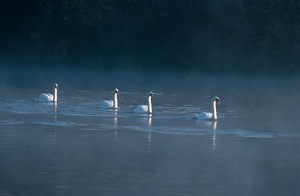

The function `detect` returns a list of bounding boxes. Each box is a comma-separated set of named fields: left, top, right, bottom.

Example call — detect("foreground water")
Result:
left=0, top=69, right=300, bottom=195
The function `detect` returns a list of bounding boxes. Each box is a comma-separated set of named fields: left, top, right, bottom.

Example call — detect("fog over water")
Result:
left=0, top=67, right=300, bottom=195
left=1, top=0, right=300, bottom=195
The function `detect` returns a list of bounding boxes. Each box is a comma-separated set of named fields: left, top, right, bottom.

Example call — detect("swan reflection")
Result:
left=212, top=121, right=217, bottom=150
left=147, top=114, right=152, bottom=127
left=113, top=111, right=118, bottom=126
left=113, top=111, right=118, bottom=142
left=196, top=120, right=217, bottom=150
left=136, top=113, right=152, bottom=127
left=148, top=131, right=152, bottom=153
left=147, top=114, right=152, bottom=152
left=195, top=120, right=217, bottom=129
left=136, top=114, right=152, bottom=152
left=53, top=102, right=57, bottom=121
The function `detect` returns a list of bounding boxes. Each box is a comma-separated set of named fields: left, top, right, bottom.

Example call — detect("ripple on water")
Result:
left=1, top=98, right=299, bottom=139
left=0, top=120, right=26, bottom=125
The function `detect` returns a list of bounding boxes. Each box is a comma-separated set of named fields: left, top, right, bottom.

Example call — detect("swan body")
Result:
left=100, top=100, right=114, bottom=108
left=134, top=92, right=154, bottom=114
left=38, top=83, right=58, bottom=102
left=134, top=105, right=149, bottom=113
left=197, top=112, right=213, bottom=119
left=100, top=88, right=119, bottom=109
left=39, top=93, right=54, bottom=101
left=196, top=96, right=220, bottom=121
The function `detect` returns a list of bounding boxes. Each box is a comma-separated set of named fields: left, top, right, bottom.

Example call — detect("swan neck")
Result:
left=148, top=96, right=152, bottom=113
left=113, top=92, right=118, bottom=108
left=212, top=101, right=217, bottom=120
left=53, top=87, right=57, bottom=102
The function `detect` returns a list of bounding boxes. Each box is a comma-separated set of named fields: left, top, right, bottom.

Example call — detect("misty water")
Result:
left=0, top=69, right=300, bottom=195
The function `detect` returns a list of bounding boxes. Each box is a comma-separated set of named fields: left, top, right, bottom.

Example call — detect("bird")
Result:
left=100, top=88, right=119, bottom=109
left=134, top=92, right=154, bottom=114
left=38, top=83, right=58, bottom=102
left=196, top=96, right=220, bottom=120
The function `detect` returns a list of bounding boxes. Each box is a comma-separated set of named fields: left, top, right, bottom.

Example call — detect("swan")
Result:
left=196, top=96, right=220, bottom=120
left=134, top=92, right=154, bottom=114
left=100, top=88, right=119, bottom=109
left=38, top=83, right=58, bottom=102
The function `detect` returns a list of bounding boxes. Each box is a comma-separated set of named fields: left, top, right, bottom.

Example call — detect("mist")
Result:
left=1, top=2, right=300, bottom=195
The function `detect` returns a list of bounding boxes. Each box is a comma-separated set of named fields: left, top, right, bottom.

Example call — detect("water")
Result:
left=0, top=70, right=300, bottom=195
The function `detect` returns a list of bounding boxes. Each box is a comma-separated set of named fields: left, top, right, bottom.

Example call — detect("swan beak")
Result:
left=217, top=100, right=221, bottom=104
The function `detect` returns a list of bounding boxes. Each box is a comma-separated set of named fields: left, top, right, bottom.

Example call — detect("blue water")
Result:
left=0, top=70, right=300, bottom=195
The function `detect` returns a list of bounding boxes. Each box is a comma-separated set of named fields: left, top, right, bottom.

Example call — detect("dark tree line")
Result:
left=0, top=0, right=300, bottom=74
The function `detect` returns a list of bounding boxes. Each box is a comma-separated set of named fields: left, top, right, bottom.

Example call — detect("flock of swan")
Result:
left=38, top=83, right=221, bottom=121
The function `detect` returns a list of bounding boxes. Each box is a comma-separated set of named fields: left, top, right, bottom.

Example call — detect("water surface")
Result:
left=0, top=70, right=300, bottom=195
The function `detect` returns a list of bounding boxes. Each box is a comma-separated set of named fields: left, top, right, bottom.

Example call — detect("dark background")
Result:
left=0, top=0, right=300, bottom=74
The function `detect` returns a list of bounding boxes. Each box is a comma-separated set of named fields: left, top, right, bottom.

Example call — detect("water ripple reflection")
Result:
left=1, top=88, right=300, bottom=141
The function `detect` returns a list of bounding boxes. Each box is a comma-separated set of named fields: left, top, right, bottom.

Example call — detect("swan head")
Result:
left=149, top=92, right=154, bottom=98
left=53, top=83, right=58, bottom=90
left=114, top=88, right=119, bottom=96
left=212, top=96, right=220, bottom=104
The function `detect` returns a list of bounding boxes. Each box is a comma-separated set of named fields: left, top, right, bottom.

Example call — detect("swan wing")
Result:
left=196, top=112, right=213, bottom=120
left=100, top=100, right=114, bottom=108
left=134, top=105, right=148, bottom=113
left=38, top=93, right=53, bottom=102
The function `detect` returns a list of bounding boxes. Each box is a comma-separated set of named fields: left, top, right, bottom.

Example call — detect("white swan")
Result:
left=134, top=92, right=154, bottom=114
left=100, top=88, right=119, bottom=109
left=38, top=83, right=58, bottom=102
left=196, top=96, right=220, bottom=120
